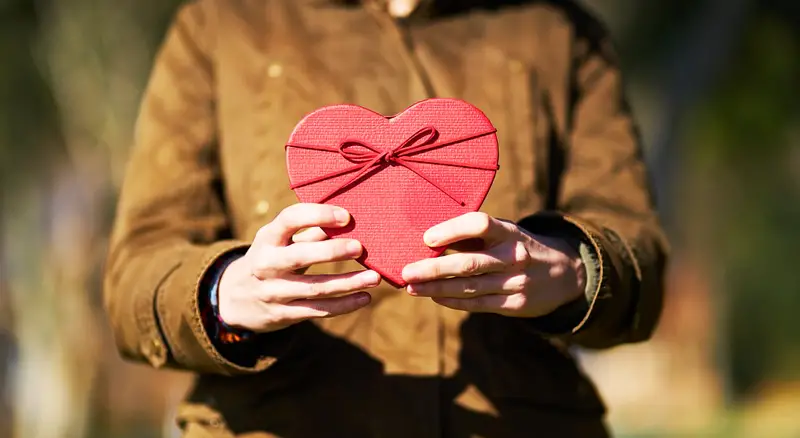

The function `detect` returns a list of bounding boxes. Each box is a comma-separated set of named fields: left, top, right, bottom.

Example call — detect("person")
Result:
left=103, top=0, right=669, bottom=436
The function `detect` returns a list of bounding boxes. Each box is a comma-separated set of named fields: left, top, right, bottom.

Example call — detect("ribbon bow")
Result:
left=286, top=126, right=498, bottom=205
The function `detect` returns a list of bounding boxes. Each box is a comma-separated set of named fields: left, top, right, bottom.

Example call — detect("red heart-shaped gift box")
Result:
left=285, top=98, right=499, bottom=287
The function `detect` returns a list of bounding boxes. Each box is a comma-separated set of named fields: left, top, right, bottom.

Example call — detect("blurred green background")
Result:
left=0, top=0, right=798, bottom=437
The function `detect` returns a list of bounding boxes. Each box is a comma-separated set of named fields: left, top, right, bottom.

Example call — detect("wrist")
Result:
left=216, top=256, right=250, bottom=330
left=201, top=251, right=255, bottom=345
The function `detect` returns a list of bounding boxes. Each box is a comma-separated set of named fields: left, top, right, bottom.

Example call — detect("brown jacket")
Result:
left=104, top=0, right=668, bottom=436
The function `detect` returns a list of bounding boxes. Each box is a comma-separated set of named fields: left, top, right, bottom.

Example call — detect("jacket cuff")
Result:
left=153, top=241, right=296, bottom=375
left=198, top=248, right=301, bottom=369
left=517, top=212, right=648, bottom=347
left=199, top=250, right=255, bottom=356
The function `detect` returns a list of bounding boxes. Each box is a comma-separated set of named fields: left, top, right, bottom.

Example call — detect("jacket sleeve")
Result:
left=103, top=1, right=291, bottom=375
left=522, top=18, right=669, bottom=349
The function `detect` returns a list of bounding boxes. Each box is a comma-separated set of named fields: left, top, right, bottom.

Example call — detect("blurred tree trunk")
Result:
left=6, top=0, right=186, bottom=437
left=8, top=171, right=103, bottom=438
left=648, top=0, right=750, bottom=236
left=0, top=199, right=15, bottom=437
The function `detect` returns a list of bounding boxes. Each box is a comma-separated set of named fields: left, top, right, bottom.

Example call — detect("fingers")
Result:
left=257, top=204, right=350, bottom=246
left=431, top=294, right=529, bottom=316
left=422, top=212, right=515, bottom=248
left=407, top=273, right=529, bottom=298
left=402, top=252, right=504, bottom=283
left=292, top=227, right=329, bottom=243
left=246, top=270, right=379, bottom=331
left=279, top=292, right=373, bottom=321
left=290, top=229, right=330, bottom=275
left=266, top=270, right=381, bottom=301
left=402, top=240, right=527, bottom=283
left=252, top=238, right=363, bottom=276
left=252, top=292, right=372, bottom=331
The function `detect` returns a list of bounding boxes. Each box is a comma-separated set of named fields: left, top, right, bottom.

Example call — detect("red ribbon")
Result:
left=286, top=126, right=498, bottom=205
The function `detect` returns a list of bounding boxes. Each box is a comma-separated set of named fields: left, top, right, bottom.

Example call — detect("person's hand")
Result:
left=218, top=203, right=381, bottom=333
left=401, top=212, right=586, bottom=317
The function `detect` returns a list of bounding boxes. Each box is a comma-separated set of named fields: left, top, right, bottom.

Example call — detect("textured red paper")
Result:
left=285, top=98, right=499, bottom=287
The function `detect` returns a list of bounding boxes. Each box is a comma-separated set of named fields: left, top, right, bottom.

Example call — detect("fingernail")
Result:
left=356, top=293, right=371, bottom=305
left=333, top=207, right=350, bottom=224
left=346, top=240, right=362, bottom=254
left=406, top=285, right=418, bottom=296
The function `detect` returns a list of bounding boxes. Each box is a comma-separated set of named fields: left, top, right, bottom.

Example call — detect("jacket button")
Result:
left=156, top=148, right=174, bottom=166
left=509, top=59, right=525, bottom=73
left=254, top=200, right=270, bottom=215
left=267, top=62, right=283, bottom=78
left=142, top=337, right=167, bottom=368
